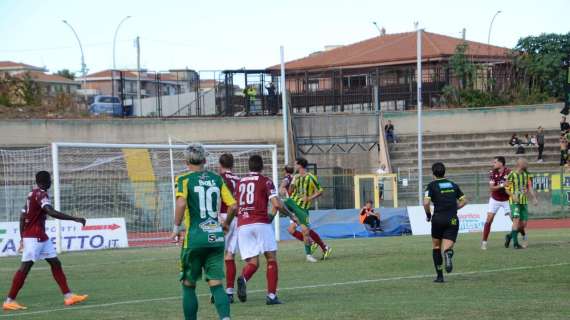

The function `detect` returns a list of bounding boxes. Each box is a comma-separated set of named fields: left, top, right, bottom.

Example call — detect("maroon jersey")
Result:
left=489, top=167, right=511, bottom=201
left=220, top=171, right=240, bottom=213
left=236, top=172, right=278, bottom=227
left=21, top=188, right=51, bottom=241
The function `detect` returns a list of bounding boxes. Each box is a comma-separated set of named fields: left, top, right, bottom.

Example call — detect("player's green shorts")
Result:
left=284, top=198, right=310, bottom=226
left=179, top=246, right=224, bottom=284
left=510, top=204, right=529, bottom=221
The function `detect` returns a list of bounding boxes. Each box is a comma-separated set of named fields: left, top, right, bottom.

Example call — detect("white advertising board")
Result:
left=407, top=204, right=512, bottom=236
left=0, top=218, right=128, bottom=257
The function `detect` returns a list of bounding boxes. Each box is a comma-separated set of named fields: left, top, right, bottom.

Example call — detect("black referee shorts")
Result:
left=431, top=215, right=459, bottom=242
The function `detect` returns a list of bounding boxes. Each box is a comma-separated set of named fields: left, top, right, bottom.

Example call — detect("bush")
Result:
left=0, top=94, right=10, bottom=107
left=458, top=89, right=508, bottom=108
left=441, top=85, right=509, bottom=108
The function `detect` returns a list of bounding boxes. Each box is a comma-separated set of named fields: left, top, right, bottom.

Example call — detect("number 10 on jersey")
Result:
left=194, top=186, right=220, bottom=219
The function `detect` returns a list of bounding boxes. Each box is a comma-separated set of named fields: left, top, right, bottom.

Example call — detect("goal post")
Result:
left=48, top=142, right=280, bottom=253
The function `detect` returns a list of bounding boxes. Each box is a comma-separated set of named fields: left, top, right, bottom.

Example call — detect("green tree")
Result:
left=514, top=33, right=570, bottom=99
left=55, top=69, right=75, bottom=80
left=449, top=42, right=477, bottom=90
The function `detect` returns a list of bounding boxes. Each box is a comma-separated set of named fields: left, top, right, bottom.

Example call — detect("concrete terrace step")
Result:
left=389, top=145, right=561, bottom=159
left=389, top=137, right=561, bottom=152
left=395, top=129, right=561, bottom=143
left=391, top=152, right=561, bottom=165
left=394, top=162, right=563, bottom=174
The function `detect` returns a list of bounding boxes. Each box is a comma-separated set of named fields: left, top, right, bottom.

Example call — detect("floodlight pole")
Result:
left=416, top=24, right=424, bottom=206
left=113, top=16, right=132, bottom=69
left=62, top=20, right=86, bottom=87
left=487, top=11, right=502, bottom=45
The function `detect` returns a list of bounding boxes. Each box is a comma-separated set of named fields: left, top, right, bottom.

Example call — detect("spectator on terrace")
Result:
left=509, top=134, right=520, bottom=147
left=536, top=127, right=545, bottom=163
left=524, top=134, right=535, bottom=146
left=530, top=134, right=537, bottom=146
left=266, top=82, right=277, bottom=115
left=561, top=116, right=570, bottom=132
left=359, top=200, right=381, bottom=230
left=385, top=120, right=397, bottom=143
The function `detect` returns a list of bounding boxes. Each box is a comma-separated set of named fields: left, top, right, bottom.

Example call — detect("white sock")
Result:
left=226, top=288, right=233, bottom=295
left=267, top=293, right=276, bottom=300
left=64, top=293, right=73, bottom=299
left=5, top=297, right=13, bottom=303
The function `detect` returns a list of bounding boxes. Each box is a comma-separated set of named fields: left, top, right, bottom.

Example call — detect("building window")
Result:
left=342, top=75, right=367, bottom=89
left=308, top=80, right=319, bottom=92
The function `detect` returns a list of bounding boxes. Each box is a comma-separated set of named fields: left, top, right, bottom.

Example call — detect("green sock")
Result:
left=182, top=285, right=198, bottom=320
left=209, top=284, right=230, bottom=320
left=304, top=244, right=312, bottom=255
left=511, top=230, right=519, bottom=246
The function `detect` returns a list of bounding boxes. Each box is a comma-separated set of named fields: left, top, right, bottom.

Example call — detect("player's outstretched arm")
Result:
left=423, top=198, right=432, bottom=222
left=222, top=204, right=238, bottom=233
left=18, top=210, right=25, bottom=251
left=269, top=197, right=295, bottom=223
left=171, top=197, right=186, bottom=242
left=457, top=196, right=468, bottom=210
left=527, top=181, right=539, bottom=205
left=19, top=209, right=25, bottom=239
left=44, top=205, right=86, bottom=226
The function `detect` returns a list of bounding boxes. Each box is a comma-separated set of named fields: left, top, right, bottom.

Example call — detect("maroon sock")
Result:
left=225, top=259, right=236, bottom=291
left=482, top=222, right=492, bottom=241
left=291, top=230, right=304, bottom=242
left=50, top=264, right=71, bottom=295
left=309, top=230, right=326, bottom=251
left=241, top=263, right=258, bottom=282
left=8, top=270, right=28, bottom=300
left=266, top=261, right=278, bottom=295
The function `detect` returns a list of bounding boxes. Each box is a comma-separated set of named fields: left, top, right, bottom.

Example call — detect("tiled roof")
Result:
left=0, top=61, right=46, bottom=71
left=268, top=31, right=511, bottom=71
left=13, top=71, right=78, bottom=84
left=85, top=70, right=180, bottom=82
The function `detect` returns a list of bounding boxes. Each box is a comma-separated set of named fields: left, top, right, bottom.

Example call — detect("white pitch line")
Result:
left=1, top=261, right=568, bottom=318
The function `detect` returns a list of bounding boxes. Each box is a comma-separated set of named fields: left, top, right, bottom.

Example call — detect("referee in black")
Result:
left=423, top=162, right=467, bottom=283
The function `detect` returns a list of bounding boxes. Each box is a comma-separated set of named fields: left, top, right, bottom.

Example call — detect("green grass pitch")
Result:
left=1, top=230, right=569, bottom=319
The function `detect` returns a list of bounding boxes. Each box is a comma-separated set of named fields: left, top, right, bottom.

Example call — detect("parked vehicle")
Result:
left=89, top=95, right=132, bottom=117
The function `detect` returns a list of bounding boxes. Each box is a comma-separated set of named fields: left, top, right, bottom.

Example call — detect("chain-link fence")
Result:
left=309, top=168, right=569, bottom=219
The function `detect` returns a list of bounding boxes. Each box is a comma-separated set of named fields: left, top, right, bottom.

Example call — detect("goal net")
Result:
left=0, top=142, right=278, bottom=254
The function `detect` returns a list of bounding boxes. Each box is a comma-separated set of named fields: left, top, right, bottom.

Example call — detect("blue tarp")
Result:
left=278, top=208, right=411, bottom=240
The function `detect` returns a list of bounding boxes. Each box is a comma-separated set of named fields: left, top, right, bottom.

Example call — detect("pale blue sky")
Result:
left=0, top=0, right=568, bottom=78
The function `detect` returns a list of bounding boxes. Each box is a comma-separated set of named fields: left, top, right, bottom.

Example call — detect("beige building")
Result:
left=0, top=61, right=80, bottom=95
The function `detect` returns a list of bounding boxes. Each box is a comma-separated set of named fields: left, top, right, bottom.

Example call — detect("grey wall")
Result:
left=0, top=117, right=284, bottom=146
left=384, top=103, right=564, bottom=135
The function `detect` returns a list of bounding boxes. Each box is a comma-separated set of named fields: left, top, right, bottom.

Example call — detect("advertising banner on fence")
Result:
left=0, top=218, right=128, bottom=257
left=407, top=204, right=512, bottom=236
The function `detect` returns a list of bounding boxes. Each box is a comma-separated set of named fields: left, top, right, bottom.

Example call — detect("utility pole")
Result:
left=136, top=36, right=142, bottom=116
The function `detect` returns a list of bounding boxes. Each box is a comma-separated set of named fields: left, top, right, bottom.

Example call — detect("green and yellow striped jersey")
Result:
left=289, top=172, right=323, bottom=209
left=506, top=170, right=532, bottom=205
